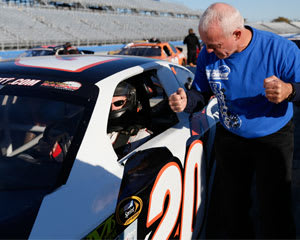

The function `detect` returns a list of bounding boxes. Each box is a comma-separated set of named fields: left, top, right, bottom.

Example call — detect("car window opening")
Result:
left=163, top=46, right=171, bottom=56
left=107, top=71, right=178, bottom=159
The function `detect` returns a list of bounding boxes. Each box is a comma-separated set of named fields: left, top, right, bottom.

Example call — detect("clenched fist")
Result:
left=264, top=75, right=293, bottom=104
left=169, top=88, right=187, bottom=112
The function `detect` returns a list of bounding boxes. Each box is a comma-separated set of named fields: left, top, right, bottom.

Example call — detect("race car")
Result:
left=117, top=42, right=187, bottom=66
left=0, top=54, right=219, bottom=239
left=18, top=44, right=94, bottom=57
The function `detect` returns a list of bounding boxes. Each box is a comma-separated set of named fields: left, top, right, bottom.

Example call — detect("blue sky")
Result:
left=166, top=0, right=300, bottom=22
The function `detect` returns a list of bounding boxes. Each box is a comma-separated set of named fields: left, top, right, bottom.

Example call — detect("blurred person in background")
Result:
left=183, top=28, right=201, bottom=67
left=63, top=42, right=79, bottom=54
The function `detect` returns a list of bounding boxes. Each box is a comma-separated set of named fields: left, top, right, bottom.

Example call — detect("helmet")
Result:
left=109, top=81, right=137, bottom=121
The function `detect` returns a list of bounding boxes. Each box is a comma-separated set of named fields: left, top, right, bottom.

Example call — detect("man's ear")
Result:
left=233, top=30, right=242, bottom=40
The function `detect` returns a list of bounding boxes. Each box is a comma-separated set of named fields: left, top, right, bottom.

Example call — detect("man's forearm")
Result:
left=184, top=89, right=213, bottom=113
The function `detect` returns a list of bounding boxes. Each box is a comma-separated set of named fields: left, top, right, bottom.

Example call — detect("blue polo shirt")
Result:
left=193, top=26, right=300, bottom=138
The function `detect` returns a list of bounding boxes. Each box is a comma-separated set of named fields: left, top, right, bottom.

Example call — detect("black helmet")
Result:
left=109, top=82, right=137, bottom=120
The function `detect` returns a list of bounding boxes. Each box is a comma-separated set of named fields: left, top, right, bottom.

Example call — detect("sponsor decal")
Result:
left=0, top=77, right=41, bottom=86
left=84, top=215, right=118, bottom=240
left=116, top=196, right=143, bottom=226
left=0, top=78, right=16, bottom=84
left=9, top=79, right=41, bottom=86
left=146, top=140, right=204, bottom=239
left=41, top=81, right=81, bottom=91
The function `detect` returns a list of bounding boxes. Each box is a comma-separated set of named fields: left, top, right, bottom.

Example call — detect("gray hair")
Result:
left=199, top=3, right=244, bottom=37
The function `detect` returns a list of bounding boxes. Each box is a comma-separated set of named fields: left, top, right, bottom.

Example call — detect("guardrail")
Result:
left=0, top=40, right=185, bottom=59
left=0, top=36, right=185, bottom=51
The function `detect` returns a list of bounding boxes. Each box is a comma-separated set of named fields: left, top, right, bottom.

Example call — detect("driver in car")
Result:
left=107, top=81, right=152, bottom=157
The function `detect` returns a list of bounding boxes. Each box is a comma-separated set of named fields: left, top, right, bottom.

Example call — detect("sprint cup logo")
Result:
left=116, top=196, right=143, bottom=226
left=41, top=81, right=81, bottom=91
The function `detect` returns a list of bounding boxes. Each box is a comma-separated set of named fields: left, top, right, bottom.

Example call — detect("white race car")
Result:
left=0, top=54, right=219, bottom=239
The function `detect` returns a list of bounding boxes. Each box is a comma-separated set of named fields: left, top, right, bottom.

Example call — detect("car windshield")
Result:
left=169, top=43, right=178, bottom=53
left=0, top=94, right=85, bottom=238
left=119, top=46, right=161, bottom=57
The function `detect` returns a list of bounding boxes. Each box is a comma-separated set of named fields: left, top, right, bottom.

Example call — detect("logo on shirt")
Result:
left=206, top=65, right=230, bottom=80
left=210, top=81, right=241, bottom=130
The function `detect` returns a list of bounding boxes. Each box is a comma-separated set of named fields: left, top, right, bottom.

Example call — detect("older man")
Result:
left=169, top=2, right=300, bottom=239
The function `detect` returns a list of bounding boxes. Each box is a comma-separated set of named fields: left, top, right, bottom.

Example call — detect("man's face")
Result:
left=199, top=25, right=238, bottom=59
left=111, top=96, right=127, bottom=111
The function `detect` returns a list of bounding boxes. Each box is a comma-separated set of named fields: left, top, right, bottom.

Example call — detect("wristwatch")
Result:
left=287, top=83, right=296, bottom=102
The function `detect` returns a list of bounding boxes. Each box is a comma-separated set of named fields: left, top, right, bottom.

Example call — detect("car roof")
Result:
left=0, top=55, right=160, bottom=100
left=0, top=55, right=157, bottom=86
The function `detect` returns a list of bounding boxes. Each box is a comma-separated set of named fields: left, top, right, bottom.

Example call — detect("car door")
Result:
left=85, top=63, right=218, bottom=239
